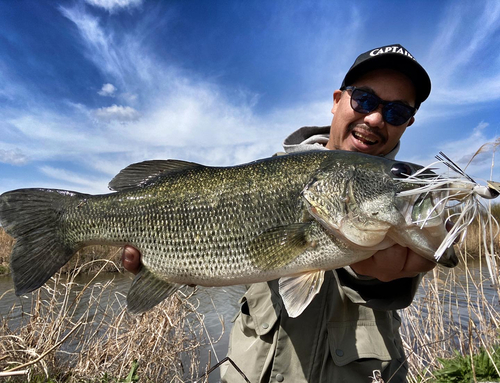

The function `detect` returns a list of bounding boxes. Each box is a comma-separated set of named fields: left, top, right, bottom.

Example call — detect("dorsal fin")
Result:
left=109, top=159, right=202, bottom=191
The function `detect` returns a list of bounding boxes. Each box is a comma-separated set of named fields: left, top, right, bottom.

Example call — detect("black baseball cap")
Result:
left=341, top=44, right=431, bottom=109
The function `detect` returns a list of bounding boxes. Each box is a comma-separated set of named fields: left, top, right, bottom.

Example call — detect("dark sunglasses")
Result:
left=341, top=86, right=416, bottom=126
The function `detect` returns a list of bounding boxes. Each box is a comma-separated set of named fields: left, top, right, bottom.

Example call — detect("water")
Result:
left=1, top=263, right=499, bottom=382
left=0, top=273, right=245, bottom=382
left=413, top=259, right=500, bottom=326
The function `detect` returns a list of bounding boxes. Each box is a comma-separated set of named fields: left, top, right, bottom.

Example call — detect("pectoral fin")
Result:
left=127, top=267, right=183, bottom=313
left=279, top=270, right=325, bottom=318
left=249, top=223, right=314, bottom=270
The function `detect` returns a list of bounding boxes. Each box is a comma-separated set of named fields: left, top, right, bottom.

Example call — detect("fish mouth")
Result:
left=397, top=191, right=446, bottom=229
left=392, top=191, right=459, bottom=267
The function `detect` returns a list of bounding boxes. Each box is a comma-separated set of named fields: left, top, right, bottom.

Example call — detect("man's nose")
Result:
left=363, top=105, right=385, bottom=128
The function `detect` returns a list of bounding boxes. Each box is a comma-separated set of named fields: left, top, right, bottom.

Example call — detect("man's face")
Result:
left=326, top=68, right=417, bottom=156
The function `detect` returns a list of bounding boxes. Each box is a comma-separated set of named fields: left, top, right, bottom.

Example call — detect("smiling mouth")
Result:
left=352, top=131, right=378, bottom=145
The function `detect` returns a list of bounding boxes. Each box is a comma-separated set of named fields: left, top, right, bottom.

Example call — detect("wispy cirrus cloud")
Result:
left=84, top=0, right=143, bottom=13
left=53, top=3, right=332, bottom=162
left=94, top=104, right=141, bottom=122
left=426, top=0, right=500, bottom=105
left=0, top=149, right=29, bottom=166
left=58, top=6, right=128, bottom=83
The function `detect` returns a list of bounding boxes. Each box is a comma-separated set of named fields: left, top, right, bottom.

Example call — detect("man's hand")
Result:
left=350, top=244, right=436, bottom=282
left=121, top=245, right=142, bottom=275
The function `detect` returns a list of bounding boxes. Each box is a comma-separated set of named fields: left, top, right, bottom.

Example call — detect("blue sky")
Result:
left=1, top=0, right=500, bottom=195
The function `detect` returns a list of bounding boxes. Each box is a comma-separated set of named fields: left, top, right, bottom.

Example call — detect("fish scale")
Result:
left=54, top=156, right=312, bottom=279
left=0, top=150, right=458, bottom=317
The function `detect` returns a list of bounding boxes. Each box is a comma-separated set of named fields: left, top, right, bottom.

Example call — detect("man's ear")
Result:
left=407, top=116, right=415, bottom=127
left=331, top=89, right=342, bottom=114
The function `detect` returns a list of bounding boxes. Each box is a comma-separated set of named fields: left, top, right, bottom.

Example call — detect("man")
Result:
left=122, top=44, right=435, bottom=382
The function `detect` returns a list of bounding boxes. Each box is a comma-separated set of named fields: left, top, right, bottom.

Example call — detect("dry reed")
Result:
left=0, top=255, right=220, bottom=382
left=400, top=250, right=500, bottom=382
left=399, top=200, right=500, bottom=382
left=0, top=227, right=14, bottom=274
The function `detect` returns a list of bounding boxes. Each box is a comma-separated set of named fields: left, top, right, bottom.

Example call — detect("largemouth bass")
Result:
left=0, top=150, right=461, bottom=318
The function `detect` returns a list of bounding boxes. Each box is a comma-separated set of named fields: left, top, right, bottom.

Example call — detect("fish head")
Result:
left=302, top=151, right=457, bottom=267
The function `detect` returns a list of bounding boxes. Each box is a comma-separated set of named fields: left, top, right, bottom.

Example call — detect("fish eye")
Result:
left=391, top=163, right=413, bottom=178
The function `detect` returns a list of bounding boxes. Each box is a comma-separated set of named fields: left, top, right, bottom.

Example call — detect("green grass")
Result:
left=430, top=347, right=500, bottom=382
left=2, top=360, right=140, bottom=383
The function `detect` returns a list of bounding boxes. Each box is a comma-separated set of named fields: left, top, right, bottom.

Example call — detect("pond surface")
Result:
left=0, top=272, right=246, bottom=382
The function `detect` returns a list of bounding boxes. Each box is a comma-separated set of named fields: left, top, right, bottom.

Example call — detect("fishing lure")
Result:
left=397, top=152, right=500, bottom=283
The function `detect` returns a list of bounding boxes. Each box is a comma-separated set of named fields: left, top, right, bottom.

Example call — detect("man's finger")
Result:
left=121, top=245, right=142, bottom=274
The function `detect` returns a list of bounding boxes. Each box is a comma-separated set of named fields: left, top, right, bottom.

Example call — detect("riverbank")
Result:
left=1, top=252, right=500, bottom=382
left=0, top=263, right=220, bottom=382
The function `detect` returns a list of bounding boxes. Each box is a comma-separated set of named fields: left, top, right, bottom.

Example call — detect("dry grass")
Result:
left=399, top=202, right=500, bottom=382
left=457, top=214, right=500, bottom=256
left=400, top=249, right=500, bottom=382
left=0, top=227, right=14, bottom=274
left=0, top=257, right=221, bottom=382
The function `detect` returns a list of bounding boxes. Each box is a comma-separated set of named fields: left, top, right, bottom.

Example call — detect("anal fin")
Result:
left=127, top=268, right=182, bottom=313
left=278, top=270, right=325, bottom=318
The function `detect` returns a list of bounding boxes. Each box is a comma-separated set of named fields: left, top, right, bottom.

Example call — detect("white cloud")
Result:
left=0, top=149, right=29, bottom=165
left=59, top=6, right=126, bottom=82
left=98, top=83, right=117, bottom=97
left=59, top=5, right=269, bottom=147
left=120, top=92, right=137, bottom=103
left=39, top=166, right=110, bottom=194
left=94, top=104, right=141, bottom=122
left=84, top=0, right=143, bottom=13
